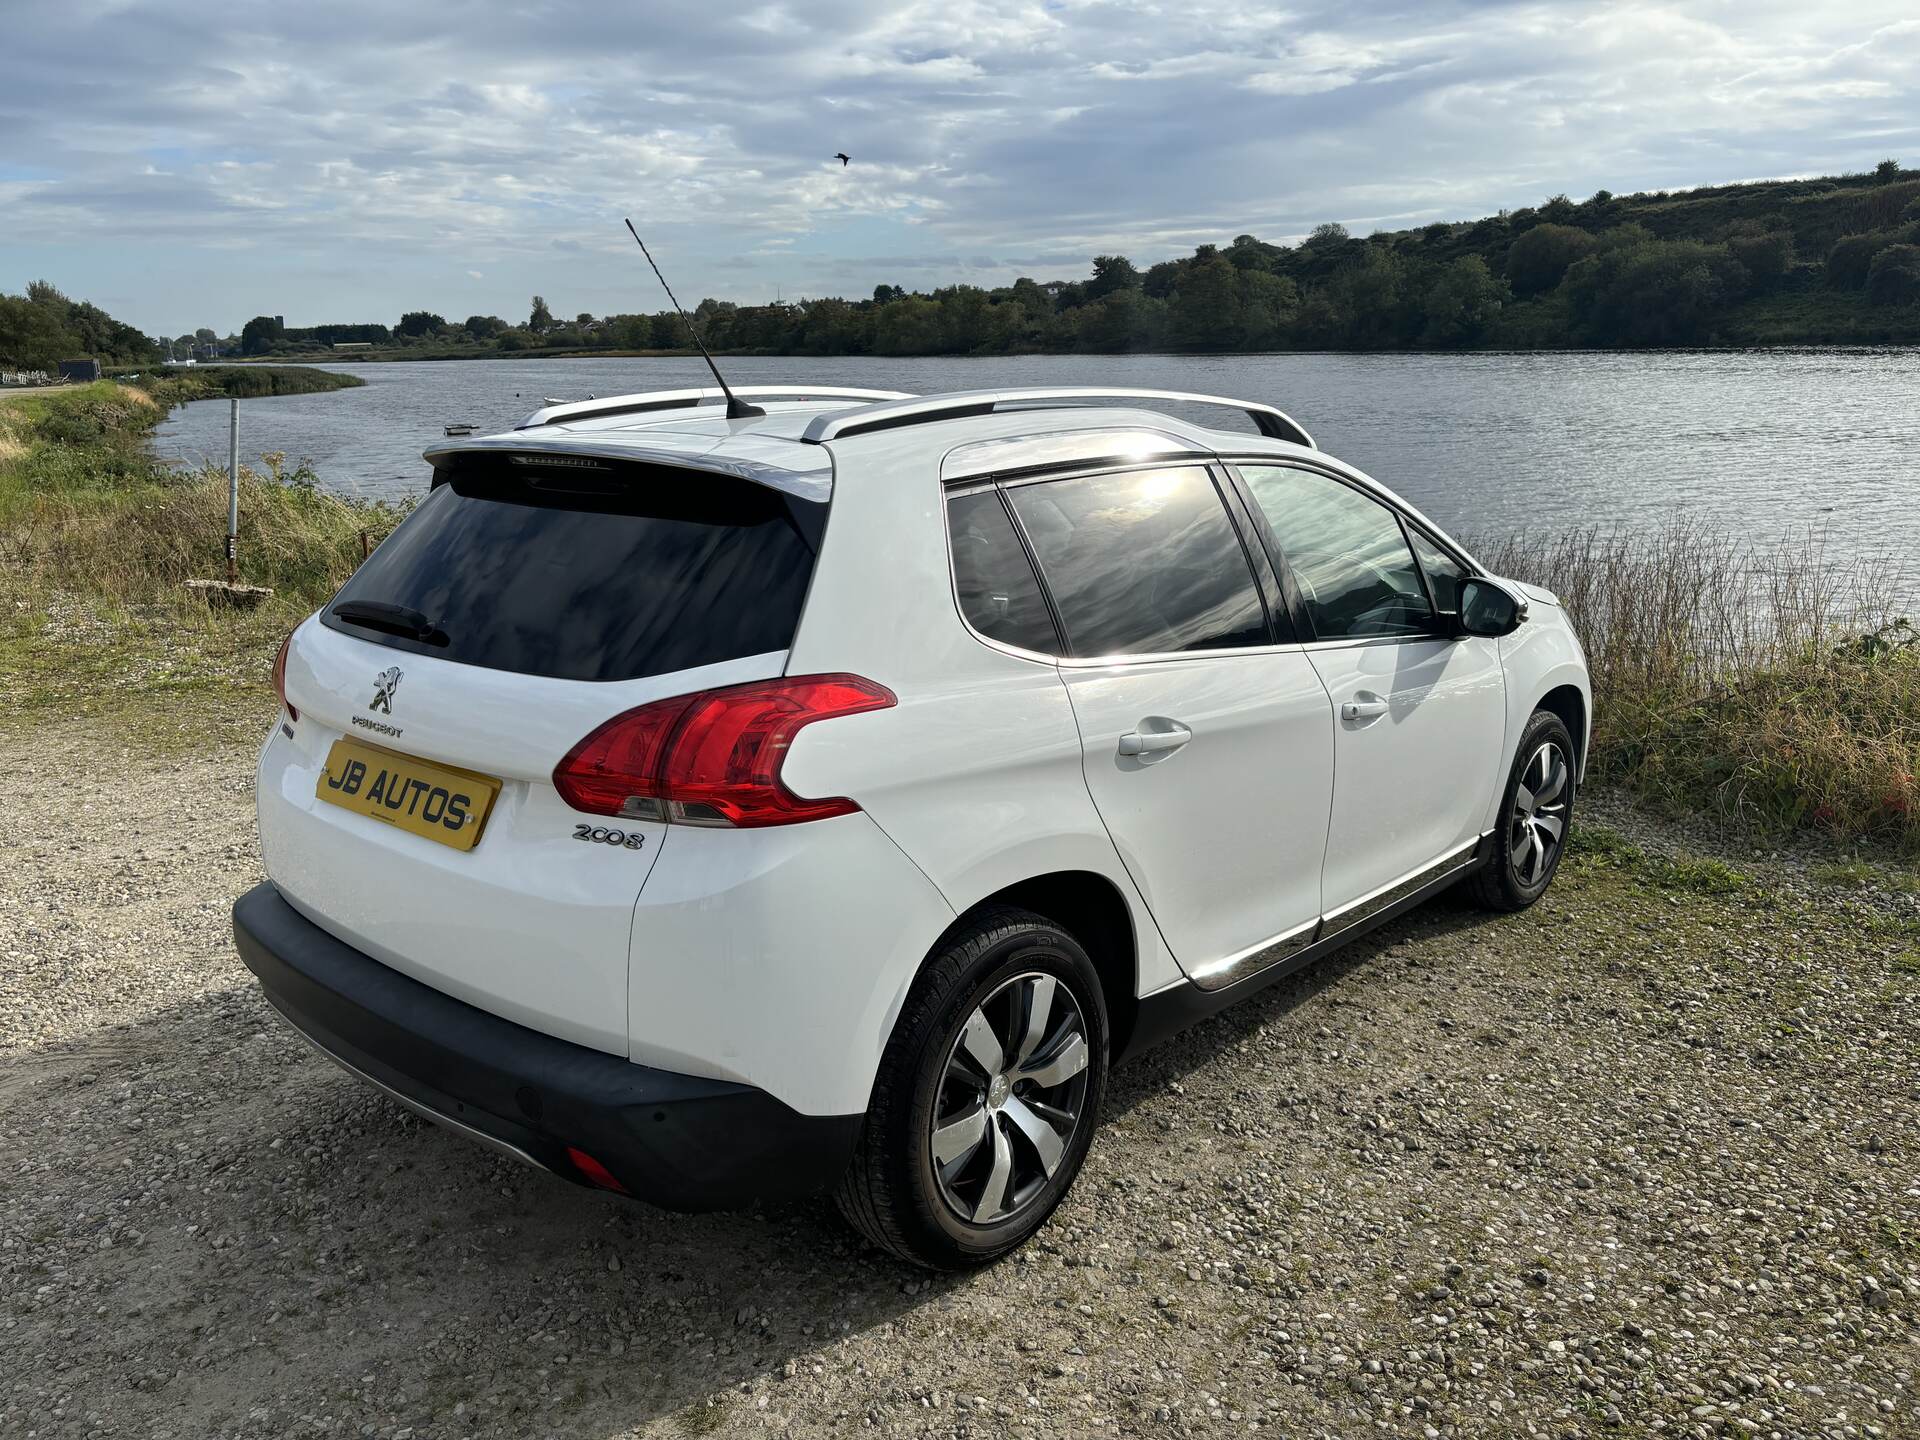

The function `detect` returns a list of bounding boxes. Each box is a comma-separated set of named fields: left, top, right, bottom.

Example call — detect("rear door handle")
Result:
left=1341, top=693, right=1391, bottom=722
left=1118, top=721, right=1192, bottom=756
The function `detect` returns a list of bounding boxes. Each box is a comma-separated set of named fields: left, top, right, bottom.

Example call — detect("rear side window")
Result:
left=1240, top=465, right=1431, bottom=640
left=1007, top=466, right=1268, bottom=657
left=947, top=489, right=1061, bottom=654
left=324, top=464, right=822, bottom=682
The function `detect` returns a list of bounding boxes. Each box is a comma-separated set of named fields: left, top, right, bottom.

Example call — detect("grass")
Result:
left=0, top=382, right=402, bottom=731
left=1476, top=524, right=1920, bottom=853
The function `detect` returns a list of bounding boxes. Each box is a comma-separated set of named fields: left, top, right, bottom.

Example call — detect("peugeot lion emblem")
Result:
left=369, top=667, right=402, bottom=714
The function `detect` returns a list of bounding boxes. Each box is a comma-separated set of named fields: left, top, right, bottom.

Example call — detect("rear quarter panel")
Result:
left=779, top=437, right=1184, bottom=1032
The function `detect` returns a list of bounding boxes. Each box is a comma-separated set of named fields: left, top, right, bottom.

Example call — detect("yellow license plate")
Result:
left=315, top=738, right=501, bottom=852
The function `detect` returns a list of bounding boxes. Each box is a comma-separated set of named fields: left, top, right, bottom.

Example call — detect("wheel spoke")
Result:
left=971, top=1120, right=1013, bottom=1222
left=959, top=1007, right=1004, bottom=1079
left=1534, top=811, right=1565, bottom=842
left=1015, top=975, right=1056, bottom=1065
left=1001, top=1095, right=1066, bottom=1179
left=1514, top=782, right=1536, bottom=816
left=931, top=1103, right=989, bottom=1168
left=1018, top=1031, right=1088, bottom=1089
left=1537, top=755, right=1567, bottom=806
left=1517, top=827, right=1540, bottom=882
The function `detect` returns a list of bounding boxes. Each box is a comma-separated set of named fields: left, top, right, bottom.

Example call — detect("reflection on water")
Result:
left=153, top=350, right=1920, bottom=566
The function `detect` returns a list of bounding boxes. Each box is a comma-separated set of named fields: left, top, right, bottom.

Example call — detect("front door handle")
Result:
left=1118, top=721, right=1192, bottom=757
left=1341, top=693, right=1391, bottom=722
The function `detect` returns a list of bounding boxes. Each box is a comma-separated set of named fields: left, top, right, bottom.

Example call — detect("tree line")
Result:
left=6, top=161, right=1919, bottom=372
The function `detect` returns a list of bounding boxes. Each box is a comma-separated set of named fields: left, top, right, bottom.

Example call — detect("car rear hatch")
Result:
left=257, top=450, right=828, bottom=1055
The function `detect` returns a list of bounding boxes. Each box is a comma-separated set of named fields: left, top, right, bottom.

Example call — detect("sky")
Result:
left=3, top=1, right=1917, bottom=337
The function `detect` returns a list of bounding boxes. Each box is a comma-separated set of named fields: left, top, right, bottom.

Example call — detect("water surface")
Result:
left=154, top=351, right=1920, bottom=565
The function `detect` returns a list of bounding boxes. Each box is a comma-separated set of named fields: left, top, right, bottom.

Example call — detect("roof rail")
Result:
left=515, top=385, right=915, bottom=431
left=797, top=387, right=1314, bottom=448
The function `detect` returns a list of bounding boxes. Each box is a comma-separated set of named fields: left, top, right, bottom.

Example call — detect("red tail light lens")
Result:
left=553, top=674, right=895, bottom=828
left=272, top=630, right=298, bottom=721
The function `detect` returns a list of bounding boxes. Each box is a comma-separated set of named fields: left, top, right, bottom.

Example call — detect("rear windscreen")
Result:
left=323, top=463, right=824, bottom=683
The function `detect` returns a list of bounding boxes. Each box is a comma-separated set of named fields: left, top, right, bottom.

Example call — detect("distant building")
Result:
left=330, top=341, right=373, bottom=352
left=58, top=358, right=102, bottom=382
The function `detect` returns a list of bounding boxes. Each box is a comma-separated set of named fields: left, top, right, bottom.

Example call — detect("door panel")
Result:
left=1234, top=462, right=1508, bottom=917
left=1060, top=654, right=1333, bottom=978
left=1305, top=637, right=1505, bottom=914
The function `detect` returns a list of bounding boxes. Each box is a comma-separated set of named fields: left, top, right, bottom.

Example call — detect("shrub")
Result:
left=1828, top=231, right=1898, bottom=288
left=1865, top=244, right=1920, bottom=307
left=1725, top=231, right=1794, bottom=283
left=1505, top=223, right=1597, bottom=296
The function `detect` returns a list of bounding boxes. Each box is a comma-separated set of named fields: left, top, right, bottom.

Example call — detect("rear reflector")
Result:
left=553, top=674, right=895, bottom=827
left=565, top=1147, right=628, bottom=1194
left=272, top=629, right=298, bottom=721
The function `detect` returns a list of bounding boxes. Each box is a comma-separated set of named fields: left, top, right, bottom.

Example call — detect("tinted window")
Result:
left=1407, top=526, right=1469, bottom=614
left=947, top=489, right=1060, bottom=654
left=324, top=464, right=820, bottom=682
left=1240, top=466, right=1430, bottom=639
left=1008, top=467, right=1267, bottom=656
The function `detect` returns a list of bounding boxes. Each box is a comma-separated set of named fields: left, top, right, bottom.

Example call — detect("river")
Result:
left=153, top=350, right=1919, bottom=565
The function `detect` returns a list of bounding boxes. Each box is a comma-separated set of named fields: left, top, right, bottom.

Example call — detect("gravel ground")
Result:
left=2, top=717, right=1916, bottom=1440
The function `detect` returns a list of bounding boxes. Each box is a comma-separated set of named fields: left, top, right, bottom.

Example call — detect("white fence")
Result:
left=1, top=370, right=55, bottom=387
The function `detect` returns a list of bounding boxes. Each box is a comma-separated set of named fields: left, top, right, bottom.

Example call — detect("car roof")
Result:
left=422, top=384, right=1482, bottom=571
left=424, top=385, right=1313, bottom=502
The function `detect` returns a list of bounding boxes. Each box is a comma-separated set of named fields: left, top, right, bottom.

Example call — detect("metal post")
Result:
left=226, top=397, right=239, bottom=584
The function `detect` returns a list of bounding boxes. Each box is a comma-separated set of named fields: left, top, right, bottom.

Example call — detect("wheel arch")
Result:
left=1534, top=682, right=1589, bottom=779
left=930, top=870, right=1141, bottom=1059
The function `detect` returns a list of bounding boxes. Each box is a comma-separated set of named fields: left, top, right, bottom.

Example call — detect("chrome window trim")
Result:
left=942, top=459, right=1296, bottom=665
left=1218, top=453, right=1484, bottom=579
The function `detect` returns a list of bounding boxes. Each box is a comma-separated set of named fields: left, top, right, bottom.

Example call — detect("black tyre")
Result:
left=836, top=906, right=1108, bottom=1270
left=1467, top=709, right=1576, bottom=912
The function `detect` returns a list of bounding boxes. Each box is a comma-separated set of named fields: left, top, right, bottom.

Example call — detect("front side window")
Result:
left=947, top=488, right=1060, bottom=654
left=1240, top=465, right=1430, bottom=640
left=1007, top=466, right=1268, bottom=656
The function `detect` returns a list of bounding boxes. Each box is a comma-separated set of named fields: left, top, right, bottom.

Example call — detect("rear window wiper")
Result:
left=331, top=600, right=450, bottom=646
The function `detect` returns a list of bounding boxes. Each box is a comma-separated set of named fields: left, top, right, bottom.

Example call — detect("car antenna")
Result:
left=623, top=218, right=762, bottom=419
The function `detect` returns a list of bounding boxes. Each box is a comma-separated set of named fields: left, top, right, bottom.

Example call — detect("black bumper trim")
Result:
left=233, top=882, right=861, bottom=1212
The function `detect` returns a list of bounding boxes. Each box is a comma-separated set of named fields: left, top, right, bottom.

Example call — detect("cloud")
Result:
left=1, top=0, right=1915, bottom=332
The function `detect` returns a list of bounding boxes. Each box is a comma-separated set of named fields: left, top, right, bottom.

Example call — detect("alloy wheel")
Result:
left=1509, top=740, right=1570, bottom=886
left=930, top=971, right=1091, bottom=1226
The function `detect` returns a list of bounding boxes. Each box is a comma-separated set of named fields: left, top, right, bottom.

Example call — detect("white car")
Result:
left=235, top=384, right=1589, bottom=1269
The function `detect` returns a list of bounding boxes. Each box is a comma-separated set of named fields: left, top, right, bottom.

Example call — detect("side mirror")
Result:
left=1453, top=577, right=1527, bottom=638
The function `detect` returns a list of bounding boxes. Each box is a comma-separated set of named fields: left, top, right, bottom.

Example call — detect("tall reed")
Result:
left=1474, top=524, right=1919, bottom=849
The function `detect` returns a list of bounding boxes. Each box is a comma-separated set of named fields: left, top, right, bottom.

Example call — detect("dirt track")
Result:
left=2, top=719, right=1916, bottom=1439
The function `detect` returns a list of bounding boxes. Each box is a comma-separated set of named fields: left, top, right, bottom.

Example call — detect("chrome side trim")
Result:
left=1320, top=837, right=1484, bottom=939
left=1188, top=917, right=1321, bottom=992
left=263, top=994, right=552, bottom=1174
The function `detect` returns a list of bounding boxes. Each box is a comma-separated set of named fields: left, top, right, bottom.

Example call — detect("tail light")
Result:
left=553, top=674, right=894, bottom=828
left=272, top=629, right=298, bottom=721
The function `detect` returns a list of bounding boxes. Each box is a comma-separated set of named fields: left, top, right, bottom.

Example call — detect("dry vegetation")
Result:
left=1477, top=524, right=1920, bottom=850
left=0, top=382, right=405, bottom=735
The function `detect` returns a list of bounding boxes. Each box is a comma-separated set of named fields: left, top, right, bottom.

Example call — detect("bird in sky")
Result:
left=834, top=152, right=851, bottom=167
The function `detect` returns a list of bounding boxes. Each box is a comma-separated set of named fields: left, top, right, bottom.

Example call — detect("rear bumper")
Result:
left=232, top=882, right=861, bottom=1212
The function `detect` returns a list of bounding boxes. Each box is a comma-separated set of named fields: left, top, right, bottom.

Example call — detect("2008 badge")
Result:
left=572, top=824, right=646, bottom=850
